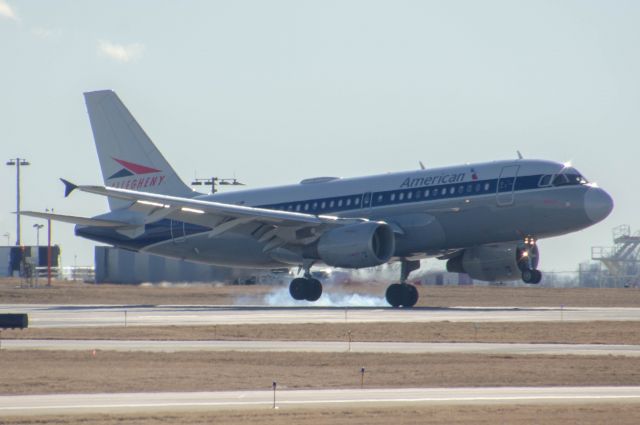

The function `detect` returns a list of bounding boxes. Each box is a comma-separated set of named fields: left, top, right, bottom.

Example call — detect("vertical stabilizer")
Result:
left=84, top=90, right=194, bottom=211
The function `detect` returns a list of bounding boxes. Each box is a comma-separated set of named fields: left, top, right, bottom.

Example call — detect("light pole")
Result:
left=45, top=208, right=53, bottom=286
left=191, top=177, right=244, bottom=194
left=33, top=224, right=43, bottom=247
left=33, top=224, right=43, bottom=285
left=6, top=158, right=30, bottom=246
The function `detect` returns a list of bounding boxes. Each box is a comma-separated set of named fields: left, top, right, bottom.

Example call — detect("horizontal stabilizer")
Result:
left=19, top=211, right=128, bottom=228
left=60, top=178, right=78, bottom=198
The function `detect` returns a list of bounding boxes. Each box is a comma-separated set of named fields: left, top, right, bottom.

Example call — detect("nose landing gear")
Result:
left=385, top=260, right=420, bottom=308
left=519, top=237, right=542, bottom=284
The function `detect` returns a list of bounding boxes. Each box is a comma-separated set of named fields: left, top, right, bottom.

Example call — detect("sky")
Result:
left=1, top=0, right=639, bottom=272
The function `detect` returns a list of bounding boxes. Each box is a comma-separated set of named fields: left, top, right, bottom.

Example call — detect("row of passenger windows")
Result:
left=276, top=195, right=363, bottom=212
left=269, top=181, right=495, bottom=213
left=377, top=182, right=493, bottom=204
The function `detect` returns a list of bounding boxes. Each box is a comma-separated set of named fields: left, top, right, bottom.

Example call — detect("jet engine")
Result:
left=446, top=243, right=539, bottom=282
left=316, top=222, right=395, bottom=268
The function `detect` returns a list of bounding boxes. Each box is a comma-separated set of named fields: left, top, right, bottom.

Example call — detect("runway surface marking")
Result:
left=4, top=339, right=640, bottom=356
left=2, top=305, right=639, bottom=328
left=1, top=387, right=639, bottom=415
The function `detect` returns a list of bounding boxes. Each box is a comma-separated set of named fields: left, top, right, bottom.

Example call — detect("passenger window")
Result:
left=390, top=193, right=396, bottom=201
left=338, top=199, right=343, bottom=207
left=415, top=190, right=421, bottom=199
left=399, top=192, right=405, bottom=201
left=354, top=197, right=360, bottom=205
left=320, top=201, right=326, bottom=209
left=295, top=204, right=301, bottom=211
left=330, top=200, right=335, bottom=208
left=432, top=188, right=438, bottom=196
left=484, top=183, right=490, bottom=191
left=407, top=192, right=413, bottom=200
left=346, top=198, right=351, bottom=206
left=304, top=203, right=309, bottom=211
left=287, top=205, right=293, bottom=211
left=425, top=189, right=430, bottom=197
left=458, top=186, right=464, bottom=194
left=466, top=184, right=472, bottom=193
left=312, top=202, right=318, bottom=209
left=449, top=187, right=455, bottom=195
left=475, top=184, right=481, bottom=192
left=376, top=195, right=383, bottom=203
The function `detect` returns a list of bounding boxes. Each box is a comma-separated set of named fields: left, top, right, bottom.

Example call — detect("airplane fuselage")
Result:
left=76, top=158, right=610, bottom=269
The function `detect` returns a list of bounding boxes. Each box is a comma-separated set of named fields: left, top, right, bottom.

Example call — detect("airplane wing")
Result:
left=60, top=179, right=368, bottom=248
left=19, top=211, right=127, bottom=228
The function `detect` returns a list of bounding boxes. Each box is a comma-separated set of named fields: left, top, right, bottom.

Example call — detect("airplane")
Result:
left=22, top=90, right=614, bottom=307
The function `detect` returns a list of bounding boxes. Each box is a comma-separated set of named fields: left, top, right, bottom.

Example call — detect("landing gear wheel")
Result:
left=532, top=270, right=542, bottom=284
left=522, top=268, right=542, bottom=284
left=289, top=278, right=307, bottom=300
left=385, top=283, right=419, bottom=308
left=403, top=284, right=419, bottom=307
left=385, top=283, right=402, bottom=307
left=305, top=278, right=323, bottom=302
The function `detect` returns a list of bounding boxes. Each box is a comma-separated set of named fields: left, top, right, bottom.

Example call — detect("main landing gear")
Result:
left=385, top=260, right=420, bottom=308
left=289, top=263, right=323, bottom=302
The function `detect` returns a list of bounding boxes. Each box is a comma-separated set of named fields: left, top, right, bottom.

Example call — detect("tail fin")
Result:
left=84, top=90, right=194, bottom=211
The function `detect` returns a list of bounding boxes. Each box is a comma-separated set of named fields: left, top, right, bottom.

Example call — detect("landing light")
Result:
left=138, top=200, right=166, bottom=208
left=181, top=207, right=205, bottom=214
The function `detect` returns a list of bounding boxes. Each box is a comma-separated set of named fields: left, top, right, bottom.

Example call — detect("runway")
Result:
left=2, top=304, right=639, bottom=328
left=1, top=386, right=639, bottom=415
left=4, top=339, right=640, bottom=356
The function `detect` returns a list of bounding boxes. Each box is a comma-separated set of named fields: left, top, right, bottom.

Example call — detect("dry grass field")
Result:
left=2, top=278, right=639, bottom=424
left=1, top=350, right=639, bottom=395
left=3, top=404, right=640, bottom=425
left=3, top=321, right=640, bottom=345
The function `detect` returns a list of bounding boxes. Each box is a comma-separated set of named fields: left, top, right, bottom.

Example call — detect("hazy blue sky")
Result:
left=1, top=1, right=639, bottom=272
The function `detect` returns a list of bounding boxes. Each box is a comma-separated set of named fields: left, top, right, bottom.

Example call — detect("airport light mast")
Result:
left=191, top=177, right=244, bottom=194
left=6, top=158, right=30, bottom=246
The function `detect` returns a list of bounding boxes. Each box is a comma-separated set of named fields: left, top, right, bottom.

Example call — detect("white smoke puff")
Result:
left=262, top=287, right=387, bottom=307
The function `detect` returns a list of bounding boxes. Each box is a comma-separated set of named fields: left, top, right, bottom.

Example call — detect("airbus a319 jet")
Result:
left=23, top=90, right=614, bottom=307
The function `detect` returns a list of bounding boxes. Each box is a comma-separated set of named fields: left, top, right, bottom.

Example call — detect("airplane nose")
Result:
left=584, top=187, right=614, bottom=223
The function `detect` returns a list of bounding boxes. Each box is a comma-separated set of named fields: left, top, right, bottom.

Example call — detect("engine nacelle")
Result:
left=316, top=222, right=395, bottom=269
left=446, top=243, right=539, bottom=282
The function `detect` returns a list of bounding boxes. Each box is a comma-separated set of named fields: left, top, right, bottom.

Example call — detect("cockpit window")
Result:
left=552, top=167, right=588, bottom=187
left=539, top=175, right=552, bottom=187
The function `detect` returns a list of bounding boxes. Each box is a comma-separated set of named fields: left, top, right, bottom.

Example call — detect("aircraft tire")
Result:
left=305, top=278, right=323, bottom=302
left=289, top=278, right=307, bottom=300
left=401, top=283, right=419, bottom=308
left=521, top=268, right=535, bottom=283
left=385, top=283, right=402, bottom=307
left=532, top=270, right=542, bottom=284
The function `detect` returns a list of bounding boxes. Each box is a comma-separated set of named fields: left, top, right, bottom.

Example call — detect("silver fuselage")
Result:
left=77, top=159, right=612, bottom=269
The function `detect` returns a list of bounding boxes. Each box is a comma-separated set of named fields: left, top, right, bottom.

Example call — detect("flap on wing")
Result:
left=20, top=211, right=128, bottom=228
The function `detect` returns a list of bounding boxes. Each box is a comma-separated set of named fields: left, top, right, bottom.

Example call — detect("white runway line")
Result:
left=1, top=386, right=639, bottom=415
left=1, top=305, right=639, bottom=328
left=4, top=339, right=640, bottom=356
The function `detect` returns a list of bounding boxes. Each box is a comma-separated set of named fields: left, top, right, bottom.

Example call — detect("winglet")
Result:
left=60, top=178, right=78, bottom=198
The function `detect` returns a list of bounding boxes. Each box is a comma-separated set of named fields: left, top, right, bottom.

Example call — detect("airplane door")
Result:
left=362, top=192, right=372, bottom=209
left=496, top=165, right=519, bottom=206
left=170, top=220, right=186, bottom=243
